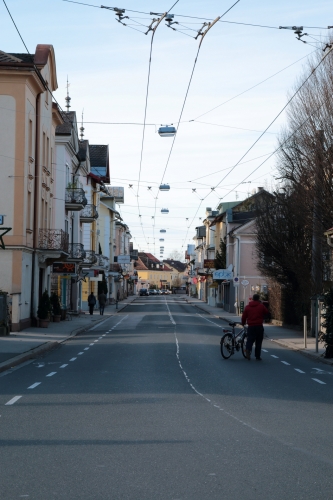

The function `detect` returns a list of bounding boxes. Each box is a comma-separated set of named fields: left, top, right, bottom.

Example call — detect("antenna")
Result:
left=65, top=76, right=71, bottom=112
left=80, top=109, right=85, bottom=140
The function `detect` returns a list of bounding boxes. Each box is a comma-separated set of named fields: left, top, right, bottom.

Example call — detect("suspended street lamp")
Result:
left=161, top=208, right=169, bottom=214
left=158, top=125, right=176, bottom=138
left=159, top=184, right=170, bottom=191
left=160, top=229, right=166, bottom=233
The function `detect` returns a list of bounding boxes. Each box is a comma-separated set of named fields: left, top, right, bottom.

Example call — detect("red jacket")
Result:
left=241, top=300, right=269, bottom=326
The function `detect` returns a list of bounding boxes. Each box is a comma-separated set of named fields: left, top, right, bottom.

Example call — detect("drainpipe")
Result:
left=30, top=92, right=41, bottom=324
left=234, top=234, right=241, bottom=315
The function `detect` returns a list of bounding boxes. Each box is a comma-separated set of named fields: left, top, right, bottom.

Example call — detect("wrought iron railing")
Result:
left=80, top=204, right=98, bottom=220
left=98, top=255, right=109, bottom=268
left=109, top=263, right=122, bottom=272
left=65, top=188, right=87, bottom=206
left=38, top=229, right=69, bottom=253
left=82, top=250, right=98, bottom=266
left=68, top=243, right=86, bottom=260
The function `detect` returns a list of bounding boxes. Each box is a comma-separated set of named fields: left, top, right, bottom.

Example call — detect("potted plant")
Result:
left=37, top=290, right=52, bottom=328
left=50, top=292, right=61, bottom=322
left=320, top=289, right=333, bottom=358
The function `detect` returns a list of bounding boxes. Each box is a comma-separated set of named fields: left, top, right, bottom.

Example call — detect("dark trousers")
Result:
left=99, top=305, right=105, bottom=315
left=246, top=325, right=264, bottom=358
left=89, top=304, right=94, bottom=315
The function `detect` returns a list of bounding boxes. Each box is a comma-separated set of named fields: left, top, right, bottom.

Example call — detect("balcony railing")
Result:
left=98, top=254, right=109, bottom=269
left=82, top=250, right=98, bottom=267
left=80, top=204, right=98, bottom=223
left=67, top=243, right=86, bottom=261
left=39, top=229, right=69, bottom=253
left=65, top=188, right=88, bottom=211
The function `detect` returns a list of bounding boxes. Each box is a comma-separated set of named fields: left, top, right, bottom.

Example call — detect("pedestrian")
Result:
left=241, top=294, right=269, bottom=361
left=98, top=291, right=107, bottom=315
left=88, top=291, right=96, bottom=315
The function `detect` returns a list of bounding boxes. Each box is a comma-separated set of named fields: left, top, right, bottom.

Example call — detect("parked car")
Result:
left=148, top=289, right=155, bottom=295
left=156, top=290, right=162, bottom=295
left=139, top=288, right=149, bottom=296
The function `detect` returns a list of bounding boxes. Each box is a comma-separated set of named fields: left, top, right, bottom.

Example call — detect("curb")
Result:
left=269, top=338, right=333, bottom=366
left=0, top=314, right=112, bottom=374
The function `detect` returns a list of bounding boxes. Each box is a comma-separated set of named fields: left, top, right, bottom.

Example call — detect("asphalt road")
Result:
left=0, top=297, right=332, bottom=499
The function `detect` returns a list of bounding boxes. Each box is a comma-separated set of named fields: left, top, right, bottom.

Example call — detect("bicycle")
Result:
left=220, top=321, right=248, bottom=359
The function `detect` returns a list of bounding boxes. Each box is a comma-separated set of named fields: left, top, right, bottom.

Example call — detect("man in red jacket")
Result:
left=241, top=294, right=269, bottom=361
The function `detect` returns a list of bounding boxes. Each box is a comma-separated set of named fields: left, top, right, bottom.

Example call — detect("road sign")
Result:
left=233, top=277, right=240, bottom=286
left=117, top=255, right=131, bottom=264
left=241, top=280, right=249, bottom=287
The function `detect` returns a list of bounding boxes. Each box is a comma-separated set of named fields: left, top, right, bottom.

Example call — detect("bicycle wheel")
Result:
left=241, top=331, right=248, bottom=358
left=220, top=333, right=233, bottom=359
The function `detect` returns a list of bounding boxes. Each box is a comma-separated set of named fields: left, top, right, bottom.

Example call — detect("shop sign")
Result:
left=204, top=259, right=215, bottom=269
left=213, top=267, right=233, bottom=280
left=52, top=262, right=76, bottom=274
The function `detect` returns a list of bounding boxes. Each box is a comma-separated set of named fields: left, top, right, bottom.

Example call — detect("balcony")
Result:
left=38, top=229, right=69, bottom=265
left=80, top=204, right=98, bottom=223
left=98, top=254, right=109, bottom=269
left=67, top=243, right=86, bottom=262
left=82, top=250, right=98, bottom=267
left=65, top=188, right=88, bottom=211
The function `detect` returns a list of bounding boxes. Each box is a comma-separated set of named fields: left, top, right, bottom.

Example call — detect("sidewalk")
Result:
left=183, top=296, right=333, bottom=366
left=0, top=295, right=136, bottom=373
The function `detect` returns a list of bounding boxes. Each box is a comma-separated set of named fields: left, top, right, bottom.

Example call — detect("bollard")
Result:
left=116, top=300, right=118, bottom=310
left=304, top=316, right=307, bottom=349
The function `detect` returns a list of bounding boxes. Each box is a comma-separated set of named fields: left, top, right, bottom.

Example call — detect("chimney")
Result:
left=257, top=187, right=264, bottom=192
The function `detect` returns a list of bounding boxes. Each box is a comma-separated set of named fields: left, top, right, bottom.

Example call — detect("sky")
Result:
left=1, top=0, right=332, bottom=259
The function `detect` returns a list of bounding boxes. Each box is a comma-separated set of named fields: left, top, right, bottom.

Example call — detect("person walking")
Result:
left=241, top=294, right=269, bottom=361
left=98, top=291, right=107, bottom=315
left=88, top=292, right=96, bottom=315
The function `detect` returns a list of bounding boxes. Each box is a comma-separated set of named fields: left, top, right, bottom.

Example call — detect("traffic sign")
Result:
left=241, top=280, right=249, bottom=287
left=233, top=277, right=240, bottom=286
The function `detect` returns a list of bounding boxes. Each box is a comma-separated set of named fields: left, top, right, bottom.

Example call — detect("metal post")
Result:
left=315, top=302, right=319, bottom=353
left=303, top=316, right=307, bottom=349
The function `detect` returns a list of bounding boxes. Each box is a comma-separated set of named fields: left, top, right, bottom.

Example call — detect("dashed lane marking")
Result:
left=60, top=364, right=68, bottom=368
left=312, top=378, right=326, bottom=385
left=94, top=340, right=99, bottom=342
left=262, top=349, right=268, bottom=352
left=84, top=348, right=89, bottom=351
left=28, top=383, right=41, bottom=389
left=89, top=343, right=95, bottom=346
left=78, top=352, right=84, bottom=355
left=69, top=358, right=77, bottom=362
left=281, top=361, right=290, bottom=365
left=46, top=372, right=56, bottom=377
left=295, top=369, right=305, bottom=374
left=271, top=355, right=279, bottom=359
left=5, top=396, right=22, bottom=405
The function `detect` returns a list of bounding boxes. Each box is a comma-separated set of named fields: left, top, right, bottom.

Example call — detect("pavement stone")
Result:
left=183, top=296, right=333, bottom=366
left=0, top=295, right=136, bottom=373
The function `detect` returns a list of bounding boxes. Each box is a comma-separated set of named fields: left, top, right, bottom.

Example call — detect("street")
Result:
left=1, top=296, right=332, bottom=499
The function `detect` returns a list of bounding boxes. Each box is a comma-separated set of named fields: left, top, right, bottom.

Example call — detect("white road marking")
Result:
left=78, top=352, right=84, bottom=355
left=28, top=383, right=41, bottom=389
left=69, top=357, right=77, bottom=361
left=102, top=334, right=106, bottom=337
left=165, top=298, right=176, bottom=325
left=60, top=364, right=68, bottom=368
left=295, top=369, right=305, bottom=374
left=84, top=348, right=89, bottom=351
left=5, top=396, right=22, bottom=405
left=98, top=337, right=103, bottom=339
left=312, top=378, right=326, bottom=385
left=94, top=340, right=99, bottom=342
left=89, top=343, right=95, bottom=346
left=262, top=349, right=268, bottom=352
left=46, top=372, right=56, bottom=377
left=281, top=361, right=290, bottom=365
left=271, top=355, right=279, bottom=358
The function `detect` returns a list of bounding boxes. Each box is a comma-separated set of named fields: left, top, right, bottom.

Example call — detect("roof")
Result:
left=138, top=252, right=172, bottom=271
left=56, top=111, right=76, bottom=135
left=89, top=145, right=109, bottom=178
left=0, top=51, right=26, bottom=63
left=163, top=260, right=187, bottom=272
left=135, top=257, right=148, bottom=270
